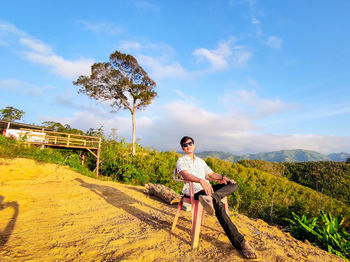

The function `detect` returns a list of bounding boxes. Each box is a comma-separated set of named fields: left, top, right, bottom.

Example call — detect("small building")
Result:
left=0, top=120, right=49, bottom=142
left=0, top=120, right=102, bottom=176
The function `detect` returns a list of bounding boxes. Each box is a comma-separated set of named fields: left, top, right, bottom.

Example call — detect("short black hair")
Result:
left=180, top=136, right=194, bottom=146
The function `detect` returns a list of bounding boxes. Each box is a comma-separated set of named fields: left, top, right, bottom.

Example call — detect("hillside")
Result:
left=0, top=158, right=346, bottom=261
left=197, top=149, right=350, bottom=163
left=237, top=159, right=350, bottom=206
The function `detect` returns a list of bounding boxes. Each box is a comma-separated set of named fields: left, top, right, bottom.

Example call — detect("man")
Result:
left=176, top=136, right=258, bottom=260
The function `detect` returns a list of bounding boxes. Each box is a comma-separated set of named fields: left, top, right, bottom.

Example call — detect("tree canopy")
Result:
left=73, top=51, right=157, bottom=155
left=0, top=106, right=25, bottom=121
left=41, top=121, right=84, bottom=135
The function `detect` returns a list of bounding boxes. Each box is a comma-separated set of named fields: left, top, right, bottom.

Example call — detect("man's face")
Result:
left=182, top=139, right=195, bottom=154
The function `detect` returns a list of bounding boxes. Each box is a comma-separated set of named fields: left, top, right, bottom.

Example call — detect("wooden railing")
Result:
left=18, top=128, right=101, bottom=149
left=18, top=128, right=102, bottom=176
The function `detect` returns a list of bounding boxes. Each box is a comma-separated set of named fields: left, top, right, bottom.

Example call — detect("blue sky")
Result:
left=1, top=0, right=350, bottom=154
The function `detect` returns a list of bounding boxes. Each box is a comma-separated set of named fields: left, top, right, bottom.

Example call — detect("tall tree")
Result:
left=0, top=106, right=25, bottom=121
left=73, top=51, right=157, bottom=155
left=41, top=121, right=84, bottom=135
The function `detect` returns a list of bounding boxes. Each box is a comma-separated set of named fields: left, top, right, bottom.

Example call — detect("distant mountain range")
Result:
left=196, top=149, right=350, bottom=163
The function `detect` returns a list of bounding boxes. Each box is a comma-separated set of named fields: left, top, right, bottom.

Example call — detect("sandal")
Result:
left=241, top=243, right=259, bottom=260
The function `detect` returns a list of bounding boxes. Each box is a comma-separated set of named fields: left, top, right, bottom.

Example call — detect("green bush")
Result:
left=205, top=157, right=350, bottom=226
left=239, top=159, right=350, bottom=205
left=0, top=136, right=95, bottom=178
left=96, top=139, right=182, bottom=192
left=286, top=211, right=350, bottom=260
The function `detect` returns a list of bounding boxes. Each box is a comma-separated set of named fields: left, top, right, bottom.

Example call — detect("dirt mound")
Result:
left=0, top=158, right=345, bottom=261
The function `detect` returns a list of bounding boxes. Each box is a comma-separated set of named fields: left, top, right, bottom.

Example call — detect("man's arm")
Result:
left=179, top=170, right=214, bottom=196
left=207, top=172, right=237, bottom=184
left=207, top=171, right=223, bottom=181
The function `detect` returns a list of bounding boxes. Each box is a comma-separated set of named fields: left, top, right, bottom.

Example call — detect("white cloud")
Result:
left=41, top=110, right=153, bottom=140
left=116, top=40, right=189, bottom=80
left=0, top=78, right=55, bottom=96
left=246, top=0, right=257, bottom=8
left=247, top=76, right=260, bottom=88
left=44, top=99, right=350, bottom=154
left=137, top=54, right=189, bottom=80
left=0, top=79, right=23, bottom=90
left=172, top=90, right=197, bottom=103
left=193, top=48, right=229, bottom=71
left=77, top=20, right=124, bottom=35
left=232, top=47, right=253, bottom=67
left=193, top=37, right=253, bottom=71
left=266, top=36, right=282, bottom=49
left=301, top=103, right=350, bottom=120
left=251, top=17, right=260, bottom=24
left=118, top=38, right=251, bottom=80
left=0, top=21, right=94, bottom=79
left=133, top=1, right=161, bottom=12
left=142, top=102, right=350, bottom=154
left=164, top=102, right=257, bottom=132
left=118, top=40, right=175, bottom=55
left=251, top=15, right=263, bottom=37
left=220, top=89, right=298, bottom=118
left=205, top=133, right=350, bottom=154
left=118, top=40, right=143, bottom=52
left=0, top=21, right=25, bottom=45
left=19, top=38, right=93, bottom=79
left=173, top=89, right=186, bottom=98
left=21, top=50, right=93, bottom=79
left=19, top=38, right=51, bottom=54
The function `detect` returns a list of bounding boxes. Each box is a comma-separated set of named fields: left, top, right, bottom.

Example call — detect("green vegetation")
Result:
left=238, top=159, right=286, bottom=177
left=0, top=106, right=25, bottom=121
left=239, top=159, right=350, bottom=206
left=1, top=135, right=349, bottom=228
left=73, top=50, right=157, bottom=156
left=41, top=121, right=89, bottom=135
left=286, top=211, right=350, bottom=260
left=96, top=138, right=182, bottom=192
left=284, top=161, right=350, bottom=205
left=1, top=131, right=349, bottom=260
left=205, top=157, right=350, bottom=227
left=0, top=136, right=95, bottom=179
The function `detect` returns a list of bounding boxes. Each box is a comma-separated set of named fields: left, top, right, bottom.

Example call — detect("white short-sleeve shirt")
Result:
left=176, top=154, right=213, bottom=195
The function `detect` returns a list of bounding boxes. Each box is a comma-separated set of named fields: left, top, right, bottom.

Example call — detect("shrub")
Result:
left=286, top=211, right=350, bottom=260
left=0, top=136, right=95, bottom=178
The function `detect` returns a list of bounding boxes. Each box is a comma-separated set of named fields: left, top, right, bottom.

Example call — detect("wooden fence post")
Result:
left=81, top=153, right=85, bottom=165
left=96, top=137, right=102, bottom=177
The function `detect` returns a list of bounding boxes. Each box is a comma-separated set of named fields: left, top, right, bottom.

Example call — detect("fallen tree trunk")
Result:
left=145, top=183, right=180, bottom=205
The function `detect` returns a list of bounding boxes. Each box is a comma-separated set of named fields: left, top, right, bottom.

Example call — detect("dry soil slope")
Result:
left=0, top=158, right=345, bottom=262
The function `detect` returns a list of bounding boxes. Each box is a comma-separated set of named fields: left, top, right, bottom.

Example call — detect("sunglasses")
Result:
left=182, top=142, right=194, bottom=147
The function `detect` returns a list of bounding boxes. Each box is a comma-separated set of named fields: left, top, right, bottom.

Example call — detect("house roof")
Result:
left=0, top=120, right=51, bottom=131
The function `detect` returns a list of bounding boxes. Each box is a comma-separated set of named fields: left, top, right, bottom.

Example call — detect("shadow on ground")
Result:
left=0, top=196, right=19, bottom=247
left=75, top=178, right=229, bottom=250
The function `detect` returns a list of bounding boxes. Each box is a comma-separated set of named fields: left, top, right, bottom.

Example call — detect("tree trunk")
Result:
left=132, top=110, right=136, bottom=156
left=145, top=183, right=180, bottom=205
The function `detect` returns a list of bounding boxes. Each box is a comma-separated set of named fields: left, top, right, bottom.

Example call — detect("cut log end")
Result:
left=145, top=183, right=181, bottom=205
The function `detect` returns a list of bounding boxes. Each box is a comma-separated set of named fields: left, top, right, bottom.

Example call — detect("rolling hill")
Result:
left=197, top=149, right=350, bottom=163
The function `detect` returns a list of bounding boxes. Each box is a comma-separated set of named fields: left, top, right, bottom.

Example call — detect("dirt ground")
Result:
left=0, top=158, right=345, bottom=262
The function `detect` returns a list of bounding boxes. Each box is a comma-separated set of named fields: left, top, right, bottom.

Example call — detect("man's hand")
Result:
left=199, top=179, right=214, bottom=196
left=221, top=176, right=237, bottom=185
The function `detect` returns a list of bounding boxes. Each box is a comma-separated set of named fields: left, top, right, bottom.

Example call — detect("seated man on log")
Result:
left=176, top=136, right=258, bottom=260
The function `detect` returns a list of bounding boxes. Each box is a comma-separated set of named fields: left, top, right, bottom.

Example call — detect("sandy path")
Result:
left=0, top=158, right=345, bottom=261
